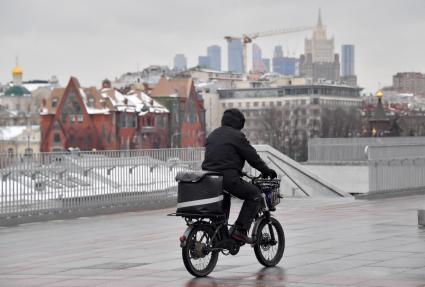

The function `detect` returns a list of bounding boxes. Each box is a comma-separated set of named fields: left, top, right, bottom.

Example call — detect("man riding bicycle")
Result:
left=202, top=108, right=277, bottom=244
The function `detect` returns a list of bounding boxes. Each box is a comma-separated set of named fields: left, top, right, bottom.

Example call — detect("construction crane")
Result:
left=225, top=26, right=313, bottom=74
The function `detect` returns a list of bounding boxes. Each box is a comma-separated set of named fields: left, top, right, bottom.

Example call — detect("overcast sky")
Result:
left=1, top=0, right=424, bottom=93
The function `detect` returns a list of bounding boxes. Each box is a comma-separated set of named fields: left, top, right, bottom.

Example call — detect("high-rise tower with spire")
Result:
left=299, top=10, right=340, bottom=82
left=305, top=9, right=335, bottom=63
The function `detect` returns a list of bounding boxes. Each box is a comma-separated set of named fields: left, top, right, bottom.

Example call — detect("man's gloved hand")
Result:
left=262, top=168, right=277, bottom=179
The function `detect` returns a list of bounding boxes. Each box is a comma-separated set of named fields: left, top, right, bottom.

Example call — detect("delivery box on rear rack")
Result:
left=174, top=170, right=224, bottom=216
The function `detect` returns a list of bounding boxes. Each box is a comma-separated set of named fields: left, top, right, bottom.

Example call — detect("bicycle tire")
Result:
left=182, top=224, right=219, bottom=277
left=253, top=217, right=285, bottom=267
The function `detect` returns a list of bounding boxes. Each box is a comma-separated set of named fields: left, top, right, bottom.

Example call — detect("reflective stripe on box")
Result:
left=177, top=195, right=223, bottom=209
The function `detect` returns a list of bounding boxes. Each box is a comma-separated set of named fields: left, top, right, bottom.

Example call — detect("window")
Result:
left=253, top=102, right=259, bottom=107
left=277, top=101, right=282, bottom=106
left=69, top=134, right=75, bottom=145
left=128, top=113, right=137, bottom=128
left=52, top=98, right=58, bottom=108
left=278, top=90, right=284, bottom=97
left=8, top=148, right=14, bottom=157
left=77, top=115, right=83, bottom=122
left=156, top=115, right=165, bottom=128
left=246, top=102, right=250, bottom=108
left=262, top=102, right=266, bottom=107
left=87, top=97, right=94, bottom=107
left=54, top=133, right=61, bottom=144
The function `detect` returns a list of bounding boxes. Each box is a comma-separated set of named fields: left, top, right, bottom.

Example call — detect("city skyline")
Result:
left=1, top=0, right=424, bottom=93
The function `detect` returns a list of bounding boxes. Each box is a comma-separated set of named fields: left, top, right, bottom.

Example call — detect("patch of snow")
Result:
left=0, top=125, right=39, bottom=140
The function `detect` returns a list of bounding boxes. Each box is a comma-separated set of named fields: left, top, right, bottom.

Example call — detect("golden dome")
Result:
left=376, top=90, right=384, bottom=98
left=12, top=65, right=23, bottom=76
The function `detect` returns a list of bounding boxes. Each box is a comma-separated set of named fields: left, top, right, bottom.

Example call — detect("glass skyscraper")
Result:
left=252, top=43, right=265, bottom=73
left=272, top=45, right=297, bottom=76
left=198, top=56, right=210, bottom=69
left=174, top=54, right=187, bottom=71
left=341, top=45, right=355, bottom=77
left=227, top=39, right=243, bottom=73
left=207, top=45, right=221, bottom=71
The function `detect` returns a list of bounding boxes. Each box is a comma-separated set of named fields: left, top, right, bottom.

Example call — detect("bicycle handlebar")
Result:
left=241, top=172, right=263, bottom=180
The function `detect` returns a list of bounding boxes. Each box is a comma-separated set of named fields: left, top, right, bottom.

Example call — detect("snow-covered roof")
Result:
left=0, top=125, right=39, bottom=141
left=79, top=88, right=110, bottom=115
left=100, top=88, right=169, bottom=115
left=23, top=83, right=52, bottom=92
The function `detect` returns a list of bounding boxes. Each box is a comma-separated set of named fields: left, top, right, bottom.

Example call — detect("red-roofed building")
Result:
left=40, top=77, right=169, bottom=152
left=150, top=76, right=206, bottom=148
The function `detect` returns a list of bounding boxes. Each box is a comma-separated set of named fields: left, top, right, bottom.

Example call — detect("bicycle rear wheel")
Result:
left=182, top=224, right=219, bottom=277
left=254, top=217, right=285, bottom=267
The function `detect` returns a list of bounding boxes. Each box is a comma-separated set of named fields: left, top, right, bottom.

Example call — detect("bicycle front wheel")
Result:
left=254, top=217, right=285, bottom=267
left=182, top=224, right=218, bottom=277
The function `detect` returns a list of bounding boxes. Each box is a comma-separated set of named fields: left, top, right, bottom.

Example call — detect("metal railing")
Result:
left=1, top=144, right=345, bottom=225
left=366, top=144, right=425, bottom=193
left=0, top=148, right=204, bottom=220
left=308, top=137, right=425, bottom=162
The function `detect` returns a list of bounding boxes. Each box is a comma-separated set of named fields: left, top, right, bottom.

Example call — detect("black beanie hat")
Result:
left=221, top=108, right=245, bottom=130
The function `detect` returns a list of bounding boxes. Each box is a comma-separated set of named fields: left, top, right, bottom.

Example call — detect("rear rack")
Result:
left=167, top=212, right=226, bottom=219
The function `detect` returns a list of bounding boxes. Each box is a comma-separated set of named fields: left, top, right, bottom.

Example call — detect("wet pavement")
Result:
left=0, top=195, right=424, bottom=287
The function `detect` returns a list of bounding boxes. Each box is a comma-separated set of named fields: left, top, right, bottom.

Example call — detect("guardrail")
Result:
left=0, top=148, right=204, bottom=224
left=368, top=158, right=425, bottom=194
left=308, top=137, right=425, bottom=162
left=1, top=144, right=345, bottom=225
left=366, top=144, right=425, bottom=194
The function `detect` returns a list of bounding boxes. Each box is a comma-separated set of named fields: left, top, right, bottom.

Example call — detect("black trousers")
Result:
left=222, top=171, right=262, bottom=231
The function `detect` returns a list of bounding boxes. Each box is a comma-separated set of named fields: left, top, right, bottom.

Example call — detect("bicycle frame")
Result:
left=177, top=173, right=280, bottom=252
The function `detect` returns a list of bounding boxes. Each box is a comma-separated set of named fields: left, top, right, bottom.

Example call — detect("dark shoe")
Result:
left=231, top=228, right=253, bottom=244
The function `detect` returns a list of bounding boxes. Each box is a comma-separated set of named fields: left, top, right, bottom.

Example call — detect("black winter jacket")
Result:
left=202, top=109, right=270, bottom=175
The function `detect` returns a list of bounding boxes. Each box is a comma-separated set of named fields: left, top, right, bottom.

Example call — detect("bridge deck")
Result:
left=0, top=196, right=424, bottom=287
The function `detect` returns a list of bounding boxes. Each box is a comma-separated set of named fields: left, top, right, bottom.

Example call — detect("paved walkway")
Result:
left=0, top=195, right=424, bottom=287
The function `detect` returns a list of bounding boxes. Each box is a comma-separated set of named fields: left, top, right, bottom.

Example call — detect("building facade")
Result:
left=207, top=45, right=221, bottom=71
left=299, top=11, right=340, bottom=83
left=174, top=54, right=187, bottom=71
left=393, top=72, right=425, bottom=96
left=262, top=59, right=271, bottom=73
left=227, top=39, right=244, bottom=73
left=40, top=77, right=169, bottom=152
left=272, top=46, right=298, bottom=76
left=252, top=43, right=265, bottom=73
left=198, top=56, right=210, bottom=69
left=0, top=64, right=55, bottom=126
left=0, top=125, right=40, bottom=155
left=180, top=67, right=245, bottom=89
left=217, top=83, right=363, bottom=160
left=341, top=44, right=357, bottom=86
left=341, top=44, right=355, bottom=77
left=150, top=76, right=206, bottom=148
